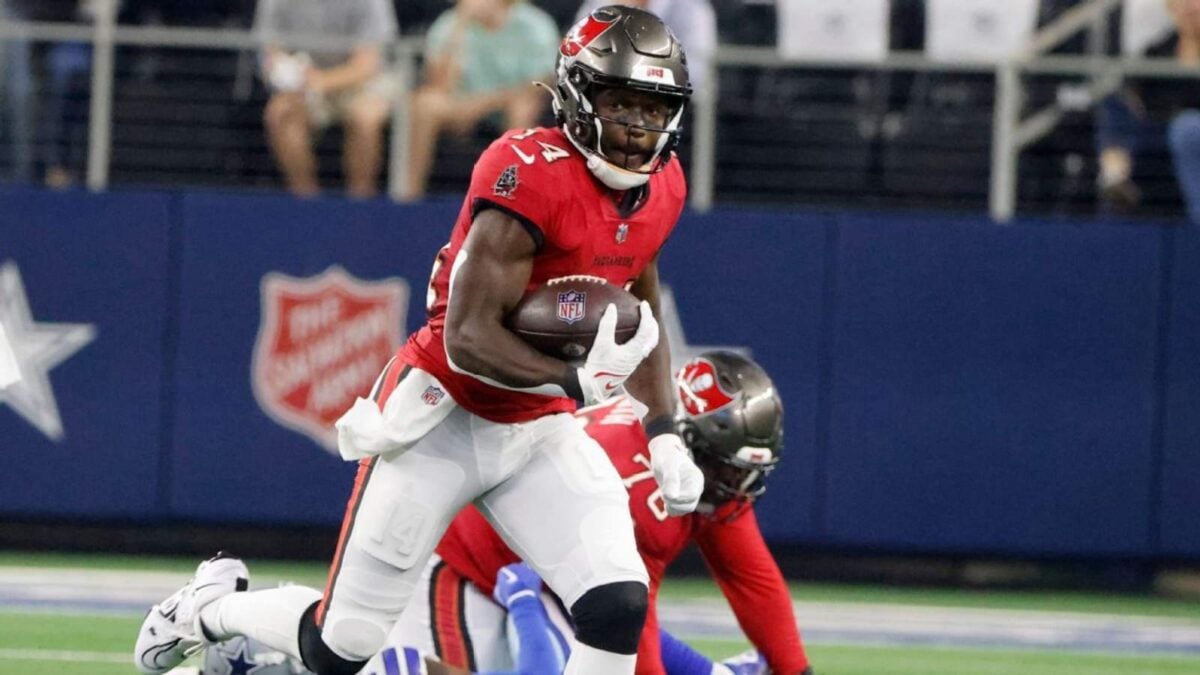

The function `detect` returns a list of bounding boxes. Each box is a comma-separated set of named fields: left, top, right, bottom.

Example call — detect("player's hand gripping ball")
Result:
left=506, top=275, right=640, bottom=360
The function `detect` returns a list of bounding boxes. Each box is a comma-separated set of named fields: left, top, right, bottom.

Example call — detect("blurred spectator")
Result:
left=1095, top=89, right=1146, bottom=211
left=574, top=0, right=715, bottom=95
left=255, top=0, right=399, bottom=198
left=40, top=1, right=100, bottom=189
left=1092, top=0, right=1189, bottom=214
left=400, top=0, right=558, bottom=201
left=0, top=0, right=33, bottom=183
left=1168, top=0, right=1200, bottom=223
left=1175, top=0, right=1200, bottom=63
left=1169, top=110, right=1200, bottom=222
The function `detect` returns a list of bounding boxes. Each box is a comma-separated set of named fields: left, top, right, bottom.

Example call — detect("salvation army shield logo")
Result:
left=252, top=266, right=409, bottom=452
left=556, top=290, right=587, bottom=325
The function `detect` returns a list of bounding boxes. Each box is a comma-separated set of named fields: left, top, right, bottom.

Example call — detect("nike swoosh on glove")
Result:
left=648, top=432, right=704, bottom=516
left=576, top=301, right=659, bottom=406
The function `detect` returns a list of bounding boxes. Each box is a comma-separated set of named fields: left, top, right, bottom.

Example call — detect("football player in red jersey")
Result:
left=390, top=352, right=813, bottom=675
left=135, top=6, right=703, bottom=675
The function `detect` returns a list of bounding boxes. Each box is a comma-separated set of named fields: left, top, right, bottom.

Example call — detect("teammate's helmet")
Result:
left=202, top=636, right=309, bottom=675
left=674, top=351, right=783, bottom=509
left=550, top=5, right=691, bottom=190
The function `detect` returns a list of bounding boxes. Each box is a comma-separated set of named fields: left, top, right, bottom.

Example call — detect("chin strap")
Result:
left=584, top=153, right=652, bottom=190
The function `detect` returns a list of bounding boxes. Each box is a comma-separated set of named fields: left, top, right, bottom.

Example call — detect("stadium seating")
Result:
left=0, top=1, right=1190, bottom=218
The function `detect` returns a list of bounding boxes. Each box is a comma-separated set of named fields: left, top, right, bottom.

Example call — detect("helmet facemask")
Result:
left=558, top=63, right=686, bottom=178
left=681, top=420, right=780, bottom=508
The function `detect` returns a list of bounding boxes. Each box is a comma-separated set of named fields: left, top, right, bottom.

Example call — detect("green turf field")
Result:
left=2, top=552, right=1198, bottom=674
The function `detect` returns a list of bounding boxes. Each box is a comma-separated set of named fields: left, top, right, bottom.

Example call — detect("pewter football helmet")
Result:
left=674, top=351, right=783, bottom=507
left=550, top=5, right=691, bottom=189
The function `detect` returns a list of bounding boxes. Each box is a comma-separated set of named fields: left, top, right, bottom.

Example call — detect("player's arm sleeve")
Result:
left=468, top=139, right=562, bottom=252
left=696, top=510, right=811, bottom=674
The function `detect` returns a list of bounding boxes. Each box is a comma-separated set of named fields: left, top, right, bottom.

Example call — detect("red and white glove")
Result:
left=648, top=432, right=704, bottom=516
left=576, top=301, right=659, bottom=406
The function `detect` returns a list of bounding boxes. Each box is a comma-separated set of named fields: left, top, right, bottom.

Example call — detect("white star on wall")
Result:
left=0, top=262, right=96, bottom=441
left=0, top=323, right=18, bottom=388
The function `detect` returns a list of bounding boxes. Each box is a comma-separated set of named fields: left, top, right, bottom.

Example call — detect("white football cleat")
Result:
left=133, top=552, right=249, bottom=674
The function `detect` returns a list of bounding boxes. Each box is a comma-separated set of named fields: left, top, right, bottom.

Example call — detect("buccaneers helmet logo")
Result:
left=561, top=12, right=617, bottom=57
left=676, top=357, right=736, bottom=416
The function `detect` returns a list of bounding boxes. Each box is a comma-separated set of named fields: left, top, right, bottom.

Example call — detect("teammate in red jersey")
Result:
left=390, top=352, right=813, bottom=675
left=136, top=6, right=703, bottom=675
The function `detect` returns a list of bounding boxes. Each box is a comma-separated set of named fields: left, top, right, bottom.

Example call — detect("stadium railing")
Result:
left=0, top=0, right=1196, bottom=220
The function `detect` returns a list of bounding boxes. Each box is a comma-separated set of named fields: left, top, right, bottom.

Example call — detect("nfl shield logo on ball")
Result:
left=556, top=290, right=587, bottom=324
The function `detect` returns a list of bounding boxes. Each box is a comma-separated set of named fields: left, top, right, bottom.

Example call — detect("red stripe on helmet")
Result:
left=560, top=12, right=618, bottom=57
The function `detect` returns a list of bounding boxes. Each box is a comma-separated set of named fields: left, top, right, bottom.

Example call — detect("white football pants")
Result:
left=317, top=368, right=647, bottom=664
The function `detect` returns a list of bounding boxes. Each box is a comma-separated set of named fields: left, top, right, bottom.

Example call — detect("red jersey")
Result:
left=400, top=126, right=687, bottom=423
left=435, top=397, right=810, bottom=675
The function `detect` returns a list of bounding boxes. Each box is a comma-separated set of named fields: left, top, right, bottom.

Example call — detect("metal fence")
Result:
left=0, top=0, right=1197, bottom=220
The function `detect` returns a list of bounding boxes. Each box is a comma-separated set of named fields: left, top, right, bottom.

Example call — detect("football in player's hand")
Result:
left=506, top=275, right=640, bottom=360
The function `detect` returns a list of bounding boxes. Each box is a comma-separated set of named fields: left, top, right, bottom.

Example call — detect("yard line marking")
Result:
left=658, top=599, right=1200, bottom=654
left=0, top=605, right=143, bottom=618
left=0, top=647, right=129, bottom=663
left=5, top=566, right=1200, bottom=657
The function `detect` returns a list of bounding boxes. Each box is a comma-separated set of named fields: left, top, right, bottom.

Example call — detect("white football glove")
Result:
left=576, top=301, right=659, bottom=406
left=648, top=432, right=704, bottom=516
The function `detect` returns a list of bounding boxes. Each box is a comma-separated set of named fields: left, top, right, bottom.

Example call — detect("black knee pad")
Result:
left=569, top=581, right=648, bottom=655
left=297, top=601, right=370, bottom=675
